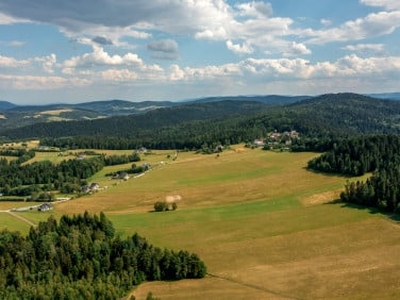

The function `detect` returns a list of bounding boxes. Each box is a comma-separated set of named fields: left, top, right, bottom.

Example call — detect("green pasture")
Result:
left=1, top=146, right=400, bottom=299
left=0, top=212, right=31, bottom=233
left=28, top=151, right=73, bottom=164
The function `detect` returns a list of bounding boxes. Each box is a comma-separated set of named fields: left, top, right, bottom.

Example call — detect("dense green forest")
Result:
left=307, top=135, right=400, bottom=212
left=0, top=96, right=307, bottom=130
left=0, top=212, right=206, bottom=299
left=340, top=163, right=400, bottom=213
left=0, top=100, right=271, bottom=143
left=2, top=94, right=400, bottom=150
left=307, top=135, right=400, bottom=176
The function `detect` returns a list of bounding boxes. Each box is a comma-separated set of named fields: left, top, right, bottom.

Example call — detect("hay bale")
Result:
left=165, top=195, right=182, bottom=203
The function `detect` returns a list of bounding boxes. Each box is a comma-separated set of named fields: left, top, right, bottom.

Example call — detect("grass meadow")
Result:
left=1, top=145, right=400, bottom=299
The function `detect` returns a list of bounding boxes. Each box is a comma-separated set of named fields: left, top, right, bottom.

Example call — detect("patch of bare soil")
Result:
left=301, top=190, right=342, bottom=206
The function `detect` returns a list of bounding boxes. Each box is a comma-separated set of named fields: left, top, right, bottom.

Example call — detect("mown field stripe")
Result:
left=207, top=272, right=302, bottom=300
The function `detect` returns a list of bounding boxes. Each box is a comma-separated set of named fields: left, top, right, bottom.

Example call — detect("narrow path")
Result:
left=6, top=211, right=36, bottom=227
left=207, top=272, right=302, bottom=300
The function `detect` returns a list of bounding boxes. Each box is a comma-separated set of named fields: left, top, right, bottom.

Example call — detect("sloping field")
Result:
left=0, top=211, right=31, bottom=233
left=1, top=146, right=400, bottom=299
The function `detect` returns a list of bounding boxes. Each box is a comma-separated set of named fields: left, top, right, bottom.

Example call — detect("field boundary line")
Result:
left=207, top=272, right=303, bottom=300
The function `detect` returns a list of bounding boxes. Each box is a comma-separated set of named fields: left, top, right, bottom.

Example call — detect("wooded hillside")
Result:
left=2, top=93, right=399, bottom=151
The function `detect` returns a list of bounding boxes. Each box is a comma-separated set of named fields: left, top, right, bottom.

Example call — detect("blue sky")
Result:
left=0, top=0, right=400, bottom=104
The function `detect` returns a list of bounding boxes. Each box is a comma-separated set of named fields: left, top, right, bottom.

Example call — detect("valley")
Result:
left=1, top=144, right=399, bottom=299
left=2, top=93, right=400, bottom=299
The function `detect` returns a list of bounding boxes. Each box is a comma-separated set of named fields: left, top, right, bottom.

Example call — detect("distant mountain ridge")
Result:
left=0, top=99, right=177, bottom=130
left=0, top=94, right=310, bottom=114
left=3, top=93, right=400, bottom=145
left=1, top=92, right=400, bottom=138
left=2, top=99, right=173, bottom=115
left=366, top=92, right=400, bottom=101
left=0, top=95, right=308, bottom=130
left=0, top=101, right=17, bottom=111
left=184, top=95, right=310, bottom=104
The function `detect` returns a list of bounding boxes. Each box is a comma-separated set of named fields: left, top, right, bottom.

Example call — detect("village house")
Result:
left=89, top=182, right=100, bottom=190
left=112, top=172, right=130, bottom=180
left=253, top=139, right=265, bottom=147
left=81, top=183, right=100, bottom=193
left=135, top=147, right=147, bottom=154
left=38, top=203, right=52, bottom=212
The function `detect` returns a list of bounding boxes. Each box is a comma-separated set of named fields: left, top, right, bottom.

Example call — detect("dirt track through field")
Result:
left=206, top=272, right=301, bottom=300
left=6, top=211, right=36, bottom=227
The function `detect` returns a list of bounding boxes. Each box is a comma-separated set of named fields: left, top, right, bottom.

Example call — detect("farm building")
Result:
left=38, top=203, right=52, bottom=212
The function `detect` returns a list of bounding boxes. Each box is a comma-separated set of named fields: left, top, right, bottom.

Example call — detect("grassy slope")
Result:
left=1, top=146, right=400, bottom=299
left=0, top=212, right=31, bottom=233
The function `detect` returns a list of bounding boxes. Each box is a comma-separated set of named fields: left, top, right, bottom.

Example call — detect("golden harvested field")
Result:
left=0, top=140, right=39, bottom=149
left=35, top=108, right=73, bottom=116
left=1, top=145, right=400, bottom=299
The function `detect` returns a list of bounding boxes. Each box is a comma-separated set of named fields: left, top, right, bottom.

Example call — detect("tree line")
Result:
left=307, top=135, right=400, bottom=176
left=307, top=134, right=400, bottom=212
left=3, top=94, right=400, bottom=151
left=0, top=148, right=35, bottom=165
left=0, top=212, right=207, bottom=299
left=0, top=157, right=104, bottom=197
left=0, top=152, right=141, bottom=197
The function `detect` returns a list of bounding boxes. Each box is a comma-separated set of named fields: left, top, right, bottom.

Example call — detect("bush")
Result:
left=153, top=201, right=178, bottom=212
left=154, top=201, right=167, bottom=212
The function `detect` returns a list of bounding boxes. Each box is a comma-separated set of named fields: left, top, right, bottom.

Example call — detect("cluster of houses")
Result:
left=253, top=130, right=300, bottom=148
left=81, top=182, right=101, bottom=194
left=80, top=172, right=131, bottom=194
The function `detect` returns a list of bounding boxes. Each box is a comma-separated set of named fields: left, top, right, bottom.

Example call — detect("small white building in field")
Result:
left=38, top=203, right=52, bottom=212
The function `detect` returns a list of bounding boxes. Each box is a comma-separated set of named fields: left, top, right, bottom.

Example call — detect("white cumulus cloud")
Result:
left=226, top=40, right=253, bottom=54
left=360, top=0, right=400, bottom=10
left=306, top=10, right=400, bottom=43
left=343, top=43, right=384, bottom=54
left=235, top=1, right=273, bottom=18
left=0, top=55, right=29, bottom=68
left=282, top=42, right=311, bottom=57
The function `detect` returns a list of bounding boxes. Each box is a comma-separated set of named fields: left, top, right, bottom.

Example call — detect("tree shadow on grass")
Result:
left=303, top=167, right=355, bottom=179
left=325, top=199, right=400, bottom=223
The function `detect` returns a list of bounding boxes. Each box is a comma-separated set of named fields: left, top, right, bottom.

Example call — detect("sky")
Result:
left=0, top=0, right=400, bottom=105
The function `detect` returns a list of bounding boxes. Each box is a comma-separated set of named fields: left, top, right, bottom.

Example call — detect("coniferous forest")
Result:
left=0, top=212, right=206, bottom=299
left=307, top=135, right=400, bottom=212
left=0, top=150, right=141, bottom=197
left=2, top=93, right=400, bottom=150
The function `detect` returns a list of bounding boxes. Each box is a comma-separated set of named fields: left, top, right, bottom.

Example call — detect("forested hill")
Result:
left=185, top=95, right=310, bottom=104
left=280, top=93, right=400, bottom=136
left=0, top=96, right=297, bottom=130
left=0, top=100, right=175, bottom=130
left=2, top=93, right=400, bottom=148
left=0, top=100, right=271, bottom=141
left=73, top=99, right=175, bottom=115
left=0, top=101, right=17, bottom=110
